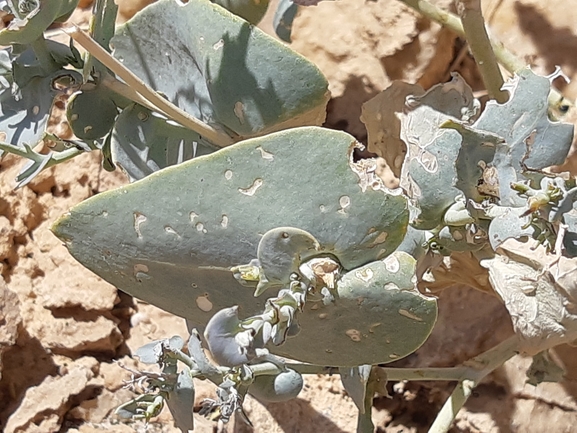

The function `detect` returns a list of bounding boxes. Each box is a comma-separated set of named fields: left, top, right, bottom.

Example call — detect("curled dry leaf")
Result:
left=360, top=82, right=424, bottom=181
left=481, top=238, right=577, bottom=355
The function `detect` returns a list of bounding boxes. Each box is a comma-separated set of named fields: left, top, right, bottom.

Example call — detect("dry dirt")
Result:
left=2, top=0, right=577, bottom=432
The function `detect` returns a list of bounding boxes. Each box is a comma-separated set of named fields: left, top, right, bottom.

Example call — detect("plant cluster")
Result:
left=1, top=0, right=576, bottom=432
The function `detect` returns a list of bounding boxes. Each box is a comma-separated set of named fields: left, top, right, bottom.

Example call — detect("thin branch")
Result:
left=400, top=0, right=522, bottom=72
left=398, top=0, right=571, bottom=109
left=428, top=379, right=475, bottom=433
left=284, top=363, right=472, bottom=380
left=427, top=336, right=519, bottom=433
left=100, top=74, right=172, bottom=114
left=456, top=0, right=507, bottom=102
left=84, top=0, right=119, bottom=79
left=64, top=26, right=235, bottom=148
left=401, top=0, right=463, bottom=32
left=284, top=364, right=481, bottom=382
left=0, top=142, right=84, bottom=167
left=357, top=386, right=375, bottom=433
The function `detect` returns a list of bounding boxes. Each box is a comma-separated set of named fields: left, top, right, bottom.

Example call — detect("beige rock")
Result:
left=98, top=357, right=140, bottom=391
left=449, top=351, right=577, bottom=433
left=486, top=0, right=577, bottom=96
left=38, top=271, right=119, bottom=311
left=124, top=302, right=188, bottom=354
left=193, top=379, right=218, bottom=409
left=290, top=0, right=455, bottom=139
left=0, top=279, right=21, bottom=379
left=8, top=224, right=118, bottom=311
left=236, top=374, right=357, bottom=433
left=55, top=355, right=100, bottom=376
left=24, top=304, right=123, bottom=354
left=21, top=414, right=61, bottom=433
left=4, top=359, right=96, bottom=433
left=68, top=422, right=137, bottom=433
left=403, top=285, right=514, bottom=367
left=68, top=388, right=135, bottom=424
left=0, top=216, right=15, bottom=263
left=33, top=255, right=119, bottom=312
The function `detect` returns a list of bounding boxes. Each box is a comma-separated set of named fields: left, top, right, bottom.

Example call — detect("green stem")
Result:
left=456, top=0, right=507, bottom=103
left=427, top=336, right=519, bottom=433
left=248, top=362, right=285, bottom=376
left=45, top=147, right=85, bottom=166
left=397, top=0, right=571, bottom=109
left=356, top=369, right=379, bottom=433
left=379, top=367, right=469, bottom=381
left=357, top=388, right=375, bottom=433
left=166, top=347, right=198, bottom=370
left=401, top=0, right=461, bottom=31
left=90, top=0, right=117, bottom=49
left=84, top=0, right=119, bottom=80
left=284, top=363, right=470, bottom=381
left=0, top=142, right=84, bottom=167
left=428, top=379, right=475, bottom=433
left=488, top=37, right=525, bottom=76
left=192, top=360, right=481, bottom=386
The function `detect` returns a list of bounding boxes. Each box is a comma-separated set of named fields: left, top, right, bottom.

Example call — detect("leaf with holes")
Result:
left=52, top=126, right=411, bottom=364
left=111, top=0, right=329, bottom=146
left=110, top=104, right=215, bottom=181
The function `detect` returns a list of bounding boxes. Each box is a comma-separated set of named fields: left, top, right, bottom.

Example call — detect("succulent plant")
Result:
left=52, top=125, right=427, bottom=366
left=3, top=0, right=577, bottom=432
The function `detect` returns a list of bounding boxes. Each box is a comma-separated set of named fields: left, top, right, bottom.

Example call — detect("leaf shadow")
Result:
left=514, top=2, right=577, bottom=90
left=379, top=286, right=518, bottom=432
left=0, top=329, right=59, bottom=424
left=207, top=23, right=282, bottom=136
left=233, top=396, right=350, bottom=433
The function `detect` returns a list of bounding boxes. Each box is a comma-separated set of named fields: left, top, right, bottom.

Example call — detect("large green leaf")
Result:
left=111, top=0, right=329, bottom=143
left=52, top=127, right=410, bottom=363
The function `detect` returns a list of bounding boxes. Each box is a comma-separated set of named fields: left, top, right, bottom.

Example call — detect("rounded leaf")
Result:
left=67, top=87, right=118, bottom=140
left=249, top=368, right=303, bottom=402
left=52, top=127, right=409, bottom=327
left=276, top=252, right=437, bottom=366
left=256, top=227, right=320, bottom=294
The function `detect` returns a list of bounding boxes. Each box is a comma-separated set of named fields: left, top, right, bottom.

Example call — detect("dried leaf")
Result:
left=482, top=238, right=577, bottom=354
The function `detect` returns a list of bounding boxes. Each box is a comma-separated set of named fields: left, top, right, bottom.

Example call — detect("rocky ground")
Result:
left=2, top=0, right=577, bottom=432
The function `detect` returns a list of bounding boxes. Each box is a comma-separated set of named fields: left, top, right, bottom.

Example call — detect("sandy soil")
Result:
left=2, top=0, right=577, bottom=432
